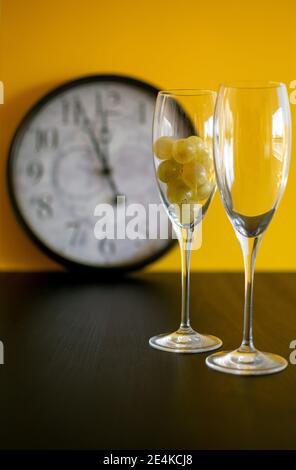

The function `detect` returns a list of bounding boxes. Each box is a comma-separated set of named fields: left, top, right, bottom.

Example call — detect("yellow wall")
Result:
left=1, top=0, right=296, bottom=271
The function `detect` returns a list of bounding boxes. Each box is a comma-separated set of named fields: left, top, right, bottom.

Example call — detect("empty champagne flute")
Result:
left=149, top=90, right=222, bottom=353
left=206, top=81, right=291, bottom=374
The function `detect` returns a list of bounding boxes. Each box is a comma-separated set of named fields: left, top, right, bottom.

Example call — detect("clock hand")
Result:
left=96, top=99, right=125, bottom=203
left=80, top=106, right=120, bottom=202
left=77, top=163, right=110, bottom=177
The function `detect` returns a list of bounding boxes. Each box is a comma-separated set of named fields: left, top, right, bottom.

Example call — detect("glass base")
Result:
left=206, top=348, right=288, bottom=376
left=149, top=327, right=222, bottom=354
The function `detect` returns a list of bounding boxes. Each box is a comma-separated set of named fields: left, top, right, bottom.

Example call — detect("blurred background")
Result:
left=0, top=0, right=295, bottom=272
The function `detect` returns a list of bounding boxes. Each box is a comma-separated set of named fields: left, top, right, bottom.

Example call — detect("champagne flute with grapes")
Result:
left=206, top=81, right=291, bottom=374
left=149, top=90, right=222, bottom=353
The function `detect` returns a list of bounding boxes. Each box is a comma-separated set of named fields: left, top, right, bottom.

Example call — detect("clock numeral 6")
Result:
left=31, top=195, right=53, bottom=219
left=35, top=128, right=59, bottom=151
left=98, top=238, right=116, bottom=257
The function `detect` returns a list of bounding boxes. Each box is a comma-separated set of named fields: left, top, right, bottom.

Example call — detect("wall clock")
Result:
left=8, top=75, right=176, bottom=272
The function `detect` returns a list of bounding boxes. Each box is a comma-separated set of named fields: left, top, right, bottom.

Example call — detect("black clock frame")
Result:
left=7, top=74, right=178, bottom=274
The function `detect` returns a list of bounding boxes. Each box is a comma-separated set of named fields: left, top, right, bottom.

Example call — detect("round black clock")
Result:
left=7, top=75, right=175, bottom=272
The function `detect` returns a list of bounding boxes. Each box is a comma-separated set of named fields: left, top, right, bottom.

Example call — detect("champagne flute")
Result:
left=206, top=81, right=291, bottom=374
left=149, top=90, right=222, bottom=353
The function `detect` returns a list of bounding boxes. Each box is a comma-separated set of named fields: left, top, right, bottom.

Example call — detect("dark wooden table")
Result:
left=0, top=272, right=295, bottom=450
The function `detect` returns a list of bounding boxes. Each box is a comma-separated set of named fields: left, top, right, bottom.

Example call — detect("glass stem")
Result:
left=237, top=233, right=262, bottom=352
left=178, top=227, right=193, bottom=331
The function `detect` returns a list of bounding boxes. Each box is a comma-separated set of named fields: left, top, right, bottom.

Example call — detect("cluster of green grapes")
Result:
left=153, top=135, right=215, bottom=224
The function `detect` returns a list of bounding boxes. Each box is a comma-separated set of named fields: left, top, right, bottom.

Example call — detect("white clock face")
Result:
left=9, top=77, right=173, bottom=269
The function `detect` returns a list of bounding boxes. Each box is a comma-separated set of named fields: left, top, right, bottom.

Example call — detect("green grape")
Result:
left=182, top=161, right=208, bottom=190
left=166, top=181, right=193, bottom=204
left=172, top=138, right=197, bottom=164
left=195, top=181, right=213, bottom=200
left=195, top=145, right=214, bottom=173
left=187, top=135, right=204, bottom=151
left=157, top=160, right=181, bottom=183
left=203, top=157, right=214, bottom=174
left=153, top=136, right=174, bottom=160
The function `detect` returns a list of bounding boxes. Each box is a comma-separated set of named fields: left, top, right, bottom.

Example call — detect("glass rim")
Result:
left=219, top=80, right=286, bottom=90
left=159, top=89, right=217, bottom=97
